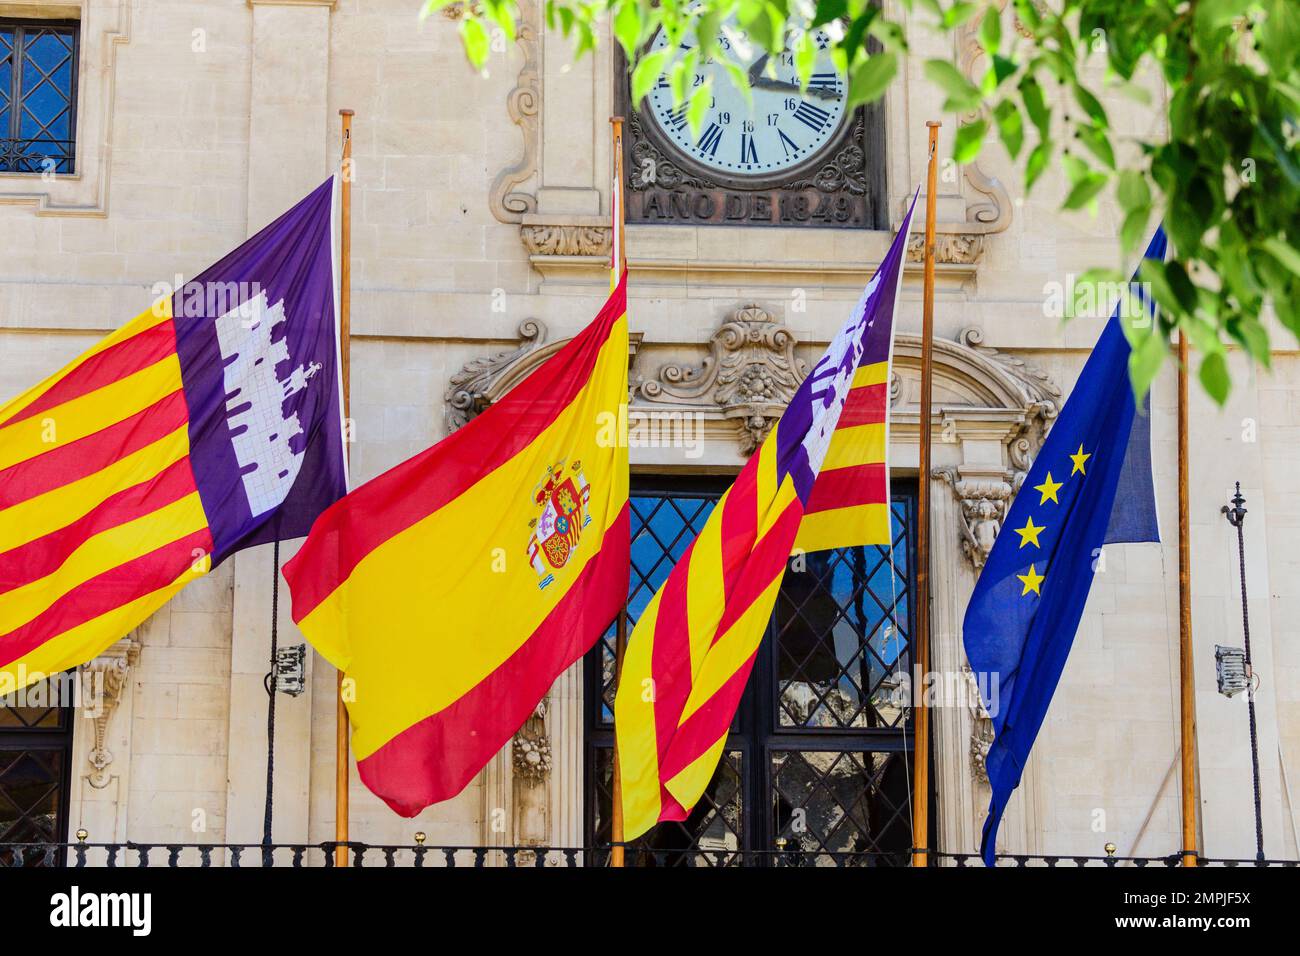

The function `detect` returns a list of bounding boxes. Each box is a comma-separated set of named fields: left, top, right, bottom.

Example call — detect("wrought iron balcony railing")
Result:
left=0, top=842, right=1296, bottom=868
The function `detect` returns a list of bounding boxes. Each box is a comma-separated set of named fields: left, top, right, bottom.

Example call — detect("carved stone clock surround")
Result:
left=449, top=305, right=1062, bottom=859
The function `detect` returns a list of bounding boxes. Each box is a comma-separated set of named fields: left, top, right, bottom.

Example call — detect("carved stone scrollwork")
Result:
left=934, top=467, right=1015, bottom=570
left=906, top=233, right=986, bottom=266
left=442, top=319, right=548, bottom=433
left=511, top=697, right=552, bottom=784
left=487, top=0, right=540, bottom=223
left=637, top=304, right=809, bottom=455
left=520, top=224, right=611, bottom=258
left=79, top=637, right=141, bottom=790
left=963, top=663, right=995, bottom=783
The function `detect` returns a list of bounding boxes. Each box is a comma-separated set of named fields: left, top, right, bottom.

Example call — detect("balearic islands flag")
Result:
left=964, top=228, right=1166, bottom=865
left=282, top=280, right=630, bottom=816
left=615, top=194, right=916, bottom=840
left=0, top=178, right=347, bottom=692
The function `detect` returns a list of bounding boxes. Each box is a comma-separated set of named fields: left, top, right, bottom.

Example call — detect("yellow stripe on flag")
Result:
left=296, top=321, right=629, bottom=760
left=663, top=729, right=729, bottom=814
left=0, top=355, right=183, bottom=472
left=0, top=303, right=172, bottom=429
left=851, top=360, right=888, bottom=390
left=2, top=565, right=199, bottom=688
left=615, top=586, right=666, bottom=840
left=821, top=422, right=885, bottom=472
left=0, top=493, right=207, bottom=631
left=684, top=486, right=728, bottom=677
left=0, top=425, right=191, bottom=554
left=793, top=502, right=892, bottom=555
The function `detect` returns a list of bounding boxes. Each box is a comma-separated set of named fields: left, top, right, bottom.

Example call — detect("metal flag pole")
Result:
left=911, top=120, right=940, bottom=868
left=335, top=108, right=354, bottom=869
left=1176, top=331, right=1199, bottom=867
left=1222, top=483, right=1265, bottom=861
left=609, top=115, right=628, bottom=869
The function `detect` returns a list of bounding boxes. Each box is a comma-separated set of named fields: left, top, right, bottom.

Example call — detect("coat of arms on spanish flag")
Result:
left=283, top=277, right=630, bottom=817
left=0, top=178, right=347, bottom=693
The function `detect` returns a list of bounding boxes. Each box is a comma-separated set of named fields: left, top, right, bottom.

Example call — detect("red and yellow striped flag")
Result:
left=1, top=179, right=347, bottom=692
left=283, top=279, right=630, bottom=816
left=615, top=196, right=917, bottom=839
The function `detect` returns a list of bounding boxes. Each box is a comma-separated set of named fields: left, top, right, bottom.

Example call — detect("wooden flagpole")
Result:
left=911, top=120, right=941, bottom=868
left=335, top=108, right=354, bottom=869
left=1176, top=331, right=1198, bottom=866
left=609, top=115, right=628, bottom=869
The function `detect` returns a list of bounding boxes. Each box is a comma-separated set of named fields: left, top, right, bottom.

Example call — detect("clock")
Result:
left=621, top=23, right=886, bottom=229
left=644, top=25, right=849, bottom=179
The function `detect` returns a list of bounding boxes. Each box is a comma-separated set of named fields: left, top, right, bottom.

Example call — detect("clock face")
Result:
left=644, top=26, right=848, bottom=179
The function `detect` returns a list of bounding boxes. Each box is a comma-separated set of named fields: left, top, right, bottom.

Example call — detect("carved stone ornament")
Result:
left=442, top=319, right=548, bottom=433
left=636, top=304, right=809, bottom=454
left=933, top=468, right=1014, bottom=570
left=79, top=637, right=141, bottom=789
left=906, top=233, right=986, bottom=266
left=487, top=0, right=539, bottom=223
left=520, top=224, right=611, bottom=258
left=511, top=696, right=552, bottom=784
left=964, top=662, right=996, bottom=783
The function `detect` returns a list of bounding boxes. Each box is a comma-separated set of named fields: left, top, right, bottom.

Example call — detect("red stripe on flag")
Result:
left=283, top=278, right=628, bottom=621
left=712, top=499, right=803, bottom=643
left=0, top=390, right=191, bottom=509
left=651, top=538, right=696, bottom=769
left=0, top=457, right=199, bottom=596
left=718, top=459, right=758, bottom=597
left=835, top=382, right=888, bottom=428
left=353, top=506, right=629, bottom=816
left=804, top=462, right=887, bottom=515
left=0, top=526, right=212, bottom=669
left=657, top=649, right=758, bottom=784
left=0, top=322, right=177, bottom=429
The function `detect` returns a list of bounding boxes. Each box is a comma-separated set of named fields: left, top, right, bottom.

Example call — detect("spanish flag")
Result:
left=0, top=179, right=347, bottom=693
left=615, top=194, right=917, bottom=840
left=283, top=279, right=629, bottom=816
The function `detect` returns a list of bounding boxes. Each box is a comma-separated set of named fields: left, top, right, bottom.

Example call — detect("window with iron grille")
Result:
left=0, top=18, right=79, bottom=175
left=0, top=676, right=74, bottom=866
left=585, top=476, right=931, bottom=866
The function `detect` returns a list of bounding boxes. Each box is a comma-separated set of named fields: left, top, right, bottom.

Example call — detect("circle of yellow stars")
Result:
left=1012, top=444, right=1091, bottom=597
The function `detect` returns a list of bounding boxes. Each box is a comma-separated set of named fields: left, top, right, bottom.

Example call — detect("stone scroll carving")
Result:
left=79, top=637, right=141, bottom=790
left=635, top=305, right=809, bottom=455
left=486, top=0, right=540, bottom=223
left=442, top=319, right=549, bottom=433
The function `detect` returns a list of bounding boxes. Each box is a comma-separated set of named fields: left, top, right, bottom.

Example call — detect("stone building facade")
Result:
left=0, top=0, right=1296, bottom=863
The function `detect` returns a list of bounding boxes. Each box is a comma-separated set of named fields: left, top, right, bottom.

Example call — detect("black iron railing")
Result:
left=1, top=842, right=1296, bottom=868
left=0, top=138, right=75, bottom=174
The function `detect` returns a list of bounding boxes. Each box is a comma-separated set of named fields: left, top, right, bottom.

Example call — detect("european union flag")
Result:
left=964, top=228, right=1166, bottom=865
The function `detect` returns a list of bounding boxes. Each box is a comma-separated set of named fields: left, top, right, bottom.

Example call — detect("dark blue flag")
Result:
left=963, top=228, right=1166, bottom=865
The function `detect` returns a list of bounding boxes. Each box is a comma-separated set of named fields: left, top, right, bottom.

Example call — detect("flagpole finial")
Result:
left=339, top=108, right=355, bottom=116
left=926, top=120, right=941, bottom=127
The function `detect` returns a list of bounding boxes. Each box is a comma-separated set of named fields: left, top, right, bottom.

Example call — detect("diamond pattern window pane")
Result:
left=0, top=20, right=77, bottom=174
left=595, top=492, right=716, bottom=726
left=774, top=498, right=912, bottom=729
left=0, top=750, right=64, bottom=847
left=592, top=746, right=743, bottom=866
left=0, top=677, right=66, bottom=730
left=770, top=749, right=912, bottom=866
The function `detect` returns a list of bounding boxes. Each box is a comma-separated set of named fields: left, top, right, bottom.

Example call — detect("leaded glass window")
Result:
left=0, top=19, right=79, bottom=175
left=586, top=477, right=928, bottom=866
left=0, top=677, right=74, bottom=866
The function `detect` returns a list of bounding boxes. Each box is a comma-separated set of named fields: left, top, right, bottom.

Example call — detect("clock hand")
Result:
left=751, top=76, right=842, bottom=102
left=746, top=52, right=770, bottom=84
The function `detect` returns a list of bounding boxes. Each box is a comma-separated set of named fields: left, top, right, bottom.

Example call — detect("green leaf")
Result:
left=1025, top=138, right=1052, bottom=191
left=1076, top=124, right=1116, bottom=170
left=953, top=118, right=988, bottom=164
left=1063, top=170, right=1110, bottom=210
left=1117, top=169, right=1151, bottom=213
left=460, top=17, right=490, bottom=69
left=613, top=1, right=643, bottom=61
left=631, top=47, right=673, bottom=105
left=1019, top=75, right=1051, bottom=136
left=1261, top=238, right=1300, bottom=278
left=992, top=99, right=1024, bottom=158
left=1120, top=204, right=1152, bottom=256
left=794, top=29, right=817, bottom=90
left=1198, top=351, right=1231, bottom=405
left=1072, top=83, right=1109, bottom=129
left=979, top=5, right=1002, bottom=54
left=846, top=52, right=898, bottom=109
left=1127, top=326, right=1167, bottom=402
left=924, top=59, right=982, bottom=112
left=686, top=79, right=712, bottom=139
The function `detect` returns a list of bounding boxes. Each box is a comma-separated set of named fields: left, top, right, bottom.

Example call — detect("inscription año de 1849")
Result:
left=632, top=188, right=866, bottom=227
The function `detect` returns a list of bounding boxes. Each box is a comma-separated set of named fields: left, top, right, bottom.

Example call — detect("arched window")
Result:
left=585, top=476, right=929, bottom=865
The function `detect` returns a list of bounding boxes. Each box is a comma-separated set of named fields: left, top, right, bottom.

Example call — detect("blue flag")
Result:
left=963, top=228, right=1167, bottom=865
